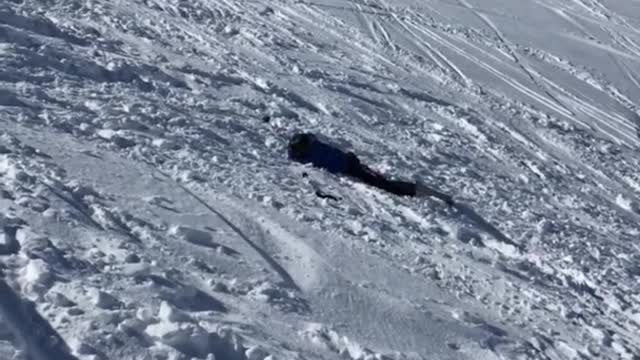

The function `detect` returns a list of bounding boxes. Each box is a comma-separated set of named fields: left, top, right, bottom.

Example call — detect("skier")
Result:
left=288, top=133, right=454, bottom=205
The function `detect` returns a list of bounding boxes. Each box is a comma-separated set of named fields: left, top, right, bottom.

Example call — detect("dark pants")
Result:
left=345, top=154, right=417, bottom=196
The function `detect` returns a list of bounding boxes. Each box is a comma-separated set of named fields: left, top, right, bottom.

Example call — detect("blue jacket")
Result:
left=288, top=133, right=351, bottom=174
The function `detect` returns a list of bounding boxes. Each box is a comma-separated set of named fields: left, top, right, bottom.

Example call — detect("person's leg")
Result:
left=377, top=177, right=417, bottom=196
left=345, top=155, right=417, bottom=196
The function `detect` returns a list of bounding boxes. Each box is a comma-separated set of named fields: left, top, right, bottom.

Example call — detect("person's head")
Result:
left=288, top=133, right=316, bottom=160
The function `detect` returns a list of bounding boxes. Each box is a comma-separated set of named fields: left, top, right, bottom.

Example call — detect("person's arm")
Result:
left=416, top=183, right=455, bottom=205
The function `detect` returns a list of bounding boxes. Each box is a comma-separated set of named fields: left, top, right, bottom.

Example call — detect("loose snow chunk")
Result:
left=19, top=258, right=54, bottom=298
left=585, top=325, right=605, bottom=342
left=96, top=129, right=136, bottom=148
left=0, top=230, right=18, bottom=255
left=69, top=338, right=98, bottom=355
left=536, top=219, right=553, bottom=235
left=556, top=341, right=578, bottom=359
left=611, top=341, right=633, bottom=359
left=146, top=321, right=187, bottom=342
left=151, top=138, right=179, bottom=150
left=88, top=289, right=121, bottom=309
left=253, top=77, right=270, bottom=90
left=66, top=180, right=100, bottom=199
left=45, top=291, right=76, bottom=307
left=158, top=301, right=193, bottom=323
left=453, top=226, right=482, bottom=246
left=211, top=281, right=230, bottom=293
left=124, top=253, right=141, bottom=263
left=0, top=156, right=34, bottom=185
left=136, top=307, right=155, bottom=323
left=301, top=323, right=376, bottom=360
left=248, top=281, right=294, bottom=304
left=168, top=225, right=212, bottom=245
left=96, top=129, right=117, bottom=140
left=145, top=321, right=219, bottom=358
left=615, top=194, right=637, bottom=212
left=301, top=323, right=341, bottom=352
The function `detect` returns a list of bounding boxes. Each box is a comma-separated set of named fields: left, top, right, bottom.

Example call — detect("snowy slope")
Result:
left=1, top=0, right=640, bottom=359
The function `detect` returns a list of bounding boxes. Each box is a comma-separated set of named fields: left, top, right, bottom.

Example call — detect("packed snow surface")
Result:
left=1, top=0, right=640, bottom=359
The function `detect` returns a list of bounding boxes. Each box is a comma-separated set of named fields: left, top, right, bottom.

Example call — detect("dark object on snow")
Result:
left=288, top=133, right=453, bottom=204
left=315, top=190, right=341, bottom=201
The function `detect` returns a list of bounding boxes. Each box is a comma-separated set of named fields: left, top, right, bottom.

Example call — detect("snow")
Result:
left=1, top=0, right=640, bottom=359
left=88, top=289, right=121, bottom=310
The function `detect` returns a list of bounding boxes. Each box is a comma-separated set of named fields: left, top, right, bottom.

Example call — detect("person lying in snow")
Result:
left=288, top=133, right=454, bottom=205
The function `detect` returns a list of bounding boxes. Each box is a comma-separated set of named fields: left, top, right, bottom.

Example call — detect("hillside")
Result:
left=1, top=0, right=640, bottom=359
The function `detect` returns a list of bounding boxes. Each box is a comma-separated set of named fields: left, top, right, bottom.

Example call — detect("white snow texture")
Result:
left=1, top=0, right=640, bottom=359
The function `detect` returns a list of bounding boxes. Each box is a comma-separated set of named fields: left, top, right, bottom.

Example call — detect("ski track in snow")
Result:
left=1, top=0, right=640, bottom=359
